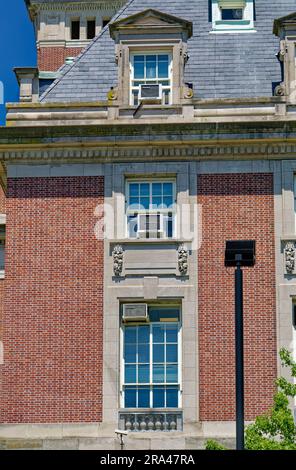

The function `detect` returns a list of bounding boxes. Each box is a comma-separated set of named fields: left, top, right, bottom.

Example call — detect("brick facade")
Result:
left=0, top=176, right=104, bottom=423
left=38, top=47, right=83, bottom=71
left=0, top=186, right=5, bottom=349
left=197, top=173, right=277, bottom=421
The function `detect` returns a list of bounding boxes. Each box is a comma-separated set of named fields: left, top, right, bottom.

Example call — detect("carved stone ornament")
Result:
left=113, top=244, right=123, bottom=276
left=285, top=242, right=296, bottom=274
left=274, top=83, right=285, bottom=97
left=183, top=85, right=194, bottom=100
left=178, top=244, right=188, bottom=275
left=107, top=87, right=118, bottom=101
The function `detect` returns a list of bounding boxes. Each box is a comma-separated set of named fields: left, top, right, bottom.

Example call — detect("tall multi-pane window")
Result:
left=121, top=306, right=181, bottom=409
left=130, top=53, right=172, bottom=106
left=126, top=180, right=176, bottom=239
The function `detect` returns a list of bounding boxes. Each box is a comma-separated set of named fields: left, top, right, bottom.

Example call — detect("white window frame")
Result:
left=125, top=179, right=177, bottom=239
left=120, top=309, right=182, bottom=410
left=130, top=52, right=173, bottom=106
left=211, top=0, right=256, bottom=34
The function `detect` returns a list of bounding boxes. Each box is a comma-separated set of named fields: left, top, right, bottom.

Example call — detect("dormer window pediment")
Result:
left=109, top=9, right=193, bottom=40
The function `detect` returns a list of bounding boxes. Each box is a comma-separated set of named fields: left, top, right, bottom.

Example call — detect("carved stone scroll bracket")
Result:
left=178, top=244, right=188, bottom=276
left=113, top=244, right=124, bottom=277
left=284, top=241, right=296, bottom=275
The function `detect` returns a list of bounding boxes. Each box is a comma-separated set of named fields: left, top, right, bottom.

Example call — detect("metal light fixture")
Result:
left=225, top=240, right=256, bottom=451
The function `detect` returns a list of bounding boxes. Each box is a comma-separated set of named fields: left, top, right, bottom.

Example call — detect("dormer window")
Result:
left=109, top=9, right=193, bottom=107
left=211, top=0, right=255, bottom=33
left=130, top=53, right=172, bottom=106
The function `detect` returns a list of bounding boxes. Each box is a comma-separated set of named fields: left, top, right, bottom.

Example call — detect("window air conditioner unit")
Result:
left=139, top=84, right=162, bottom=102
left=122, top=304, right=148, bottom=322
left=137, top=213, right=164, bottom=239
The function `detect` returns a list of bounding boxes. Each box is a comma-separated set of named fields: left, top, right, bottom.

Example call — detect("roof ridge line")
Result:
left=39, top=0, right=136, bottom=102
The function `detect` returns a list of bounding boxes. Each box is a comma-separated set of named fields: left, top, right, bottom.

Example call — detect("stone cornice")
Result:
left=31, top=1, right=125, bottom=12
left=1, top=140, right=296, bottom=164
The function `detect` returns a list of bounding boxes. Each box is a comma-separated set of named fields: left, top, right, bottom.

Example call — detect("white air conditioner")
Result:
left=137, top=213, right=164, bottom=239
left=139, top=84, right=162, bottom=102
left=122, top=304, right=148, bottom=322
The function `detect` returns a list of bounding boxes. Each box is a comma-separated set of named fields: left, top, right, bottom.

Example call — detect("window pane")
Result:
left=163, top=196, right=173, bottom=208
left=166, top=365, right=178, bottom=383
left=153, top=386, right=165, bottom=408
left=134, top=55, right=145, bottom=63
left=153, top=365, right=165, bottom=383
left=163, top=183, right=173, bottom=196
left=166, top=344, right=178, bottom=363
left=138, top=364, right=150, bottom=383
left=158, top=59, right=169, bottom=79
left=125, top=327, right=137, bottom=343
left=153, top=324, right=165, bottom=343
left=138, top=344, right=149, bottom=363
left=134, top=56, right=145, bottom=79
left=138, top=387, right=150, bottom=407
left=166, top=387, right=178, bottom=408
left=134, top=61, right=145, bottom=79
left=125, top=387, right=137, bottom=408
left=139, top=183, right=149, bottom=196
left=152, top=183, right=162, bottom=196
left=138, top=325, right=150, bottom=343
left=153, top=344, right=165, bottom=363
left=152, top=196, right=162, bottom=207
left=139, top=197, right=150, bottom=210
left=221, top=9, right=243, bottom=20
left=166, top=325, right=178, bottom=343
left=146, top=56, right=157, bottom=79
left=129, top=197, right=139, bottom=209
left=125, top=365, right=136, bottom=383
left=124, top=343, right=137, bottom=363
left=129, top=183, right=139, bottom=197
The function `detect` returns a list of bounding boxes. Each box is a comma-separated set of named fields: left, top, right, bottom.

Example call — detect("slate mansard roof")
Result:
left=41, top=0, right=296, bottom=103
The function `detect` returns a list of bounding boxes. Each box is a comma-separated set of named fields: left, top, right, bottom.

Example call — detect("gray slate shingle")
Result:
left=41, top=0, right=296, bottom=103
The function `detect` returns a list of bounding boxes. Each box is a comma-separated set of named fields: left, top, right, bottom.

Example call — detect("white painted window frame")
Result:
left=130, top=52, right=173, bottom=106
left=125, top=179, right=177, bottom=239
left=211, top=0, right=256, bottom=34
left=120, top=313, right=182, bottom=410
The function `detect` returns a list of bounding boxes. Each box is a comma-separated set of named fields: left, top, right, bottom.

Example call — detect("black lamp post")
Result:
left=225, top=240, right=256, bottom=451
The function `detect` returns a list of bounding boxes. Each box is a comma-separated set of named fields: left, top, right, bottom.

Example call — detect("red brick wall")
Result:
left=38, top=47, right=83, bottom=71
left=1, top=176, right=104, bottom=423
left=0, top=186, right=5, bottom=346
left=197, top=173, right=276, bottom=421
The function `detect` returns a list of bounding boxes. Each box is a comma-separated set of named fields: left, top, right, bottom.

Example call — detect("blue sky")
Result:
left=0, top=0, right=36, bottom=125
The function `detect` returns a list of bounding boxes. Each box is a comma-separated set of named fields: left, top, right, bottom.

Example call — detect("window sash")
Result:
left=121, top=321, right=182, bottom=409
left=126, top=180, right=176, bottom=239
left=130, top=53, right=172, bottom=105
